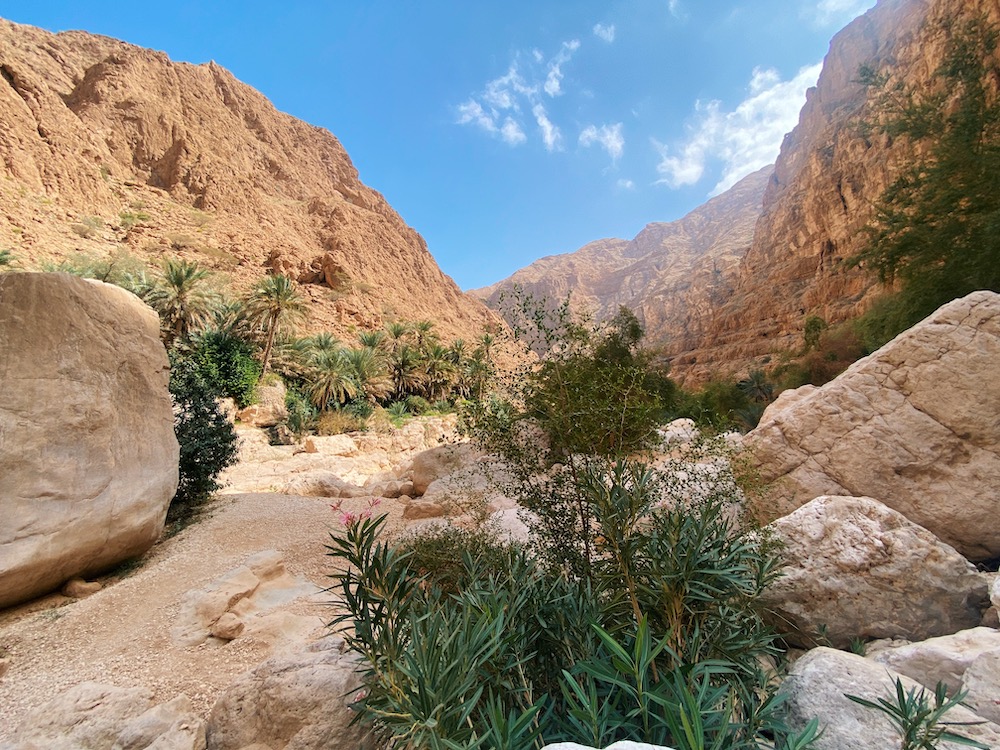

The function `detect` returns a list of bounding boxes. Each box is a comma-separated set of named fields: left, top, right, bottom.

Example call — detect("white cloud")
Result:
left=500, top=118, right=527, bottom=145
left=593, top=23, right=615, bottom=43
left=806, top=0, right=876, bottom=28
left=655, top=62, right=822, bottom=195
left=533, top=104, right=563, bottom=151
left=456, top=100, right=498, bottom=134
left=617, top=178, right=636, bottom=190
left=668, top=0, right=685, bottom=19
left=544, top=39, right=581, bottom=97
left=580, top=123, right=625, bottom=163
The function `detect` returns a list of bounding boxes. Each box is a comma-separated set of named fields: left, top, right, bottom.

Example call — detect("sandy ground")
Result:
left=0, top=490, right=409, bottom=740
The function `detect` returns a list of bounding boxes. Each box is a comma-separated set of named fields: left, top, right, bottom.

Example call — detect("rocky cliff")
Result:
left=0, top=19, right=496, bottom=341
left=472, top=166, right=770, bottom=361
left=675, top=0, right=1000, bottom=381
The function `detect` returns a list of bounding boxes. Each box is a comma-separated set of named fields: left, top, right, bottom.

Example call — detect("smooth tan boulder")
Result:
left=763, top=496, right=988, bottom=647
left=0, top=273, right=179, bottom=608
left=870, top=627, right=1000, bottom=694
left=748, top=292, right=1000, bottom=560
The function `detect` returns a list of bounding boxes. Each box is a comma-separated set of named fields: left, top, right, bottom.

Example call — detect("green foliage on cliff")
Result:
left=853, top=14, right=1000, bottom=347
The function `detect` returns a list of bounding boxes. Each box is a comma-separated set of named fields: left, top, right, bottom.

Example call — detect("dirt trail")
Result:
left=0, top=491, right=407, bottom=739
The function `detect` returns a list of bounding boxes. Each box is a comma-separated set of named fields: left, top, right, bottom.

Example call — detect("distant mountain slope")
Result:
left=678, top=0, right=1000, bottom=381
left=0, top=18, right=496, bottom=341
left=472, top=166, right=771, bottom=365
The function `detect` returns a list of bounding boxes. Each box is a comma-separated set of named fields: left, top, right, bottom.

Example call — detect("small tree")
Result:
left=147, top=259, right=216, bottom=346
left=168, top=356, right=239, bottom=524
left=246, top=274, right=306, bottom=377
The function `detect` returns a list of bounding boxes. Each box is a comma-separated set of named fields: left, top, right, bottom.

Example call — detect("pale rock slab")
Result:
left=870, top=627, right=1000, bottom=693
left=748, top=292, right=1000, bottom=560
left=4, top=682, right=206, bottom=750
left=171, top=551, right=319, bottom=647
left=0, top=273, right=179, bottom=608
left=405, top=443, right=480, bottom=496
left=235, top=381, right=287, bottom=428
left=963, top=649, right=1000, bottom=724
left=780, top=647, right=1000, bottom=750
left=206, top=637, right=376, bottom=750
left=763, top=496, right=987, bottom=647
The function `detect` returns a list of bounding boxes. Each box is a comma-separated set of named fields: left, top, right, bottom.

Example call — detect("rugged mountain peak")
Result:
left=0, top=18, right=496, bottom=341
left=474, top=166, right=771, bottom=366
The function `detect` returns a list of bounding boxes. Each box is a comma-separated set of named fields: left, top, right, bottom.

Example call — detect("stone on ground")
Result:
left=869, top=627, right=1000, bottom=694
left=762, top=496, right=987, bottom=647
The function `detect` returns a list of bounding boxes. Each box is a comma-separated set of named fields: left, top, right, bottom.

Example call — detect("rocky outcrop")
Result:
left=678, top=0, right=1000, bottom=380
left=205, top=637, right=376, bottom=750
left=780, top=647, right=1000, bottom=750
left=3, top=682, right=206, bottom=750
left=473, top=167, right=769, bottom=371
left=171, top=550, right=320, bottom=648
left=870, top=627, right=1000, bottom=695
left=0, top=18, right=496, bottom=343
left=0, top=272, right=179, bottom=608
left=762, top=496, right=987, bottom=648
left=749, top=291, right=1000, bottom=561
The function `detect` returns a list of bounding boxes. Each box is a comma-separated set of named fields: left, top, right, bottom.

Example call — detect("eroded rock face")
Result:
left=205, top=637, right=376, bottom=750
left=780, top=647, right=1000, bottom=750
left=749, top=292, right=1000, bottom=560
left=4, top=682, right=206, bottom=750
left=0, top=19, right=497, bottom=345
left=762, top=496, right=987, bottom=647
left=0, top=273, right=179, bottom=608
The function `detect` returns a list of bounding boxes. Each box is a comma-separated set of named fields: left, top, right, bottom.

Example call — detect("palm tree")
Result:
left=384, top=321, right=411, bottom=354
left=344, top=346, right=392, bottom=402
left=146, top=259, right=216, bottom=346
left=389, top=344, right=423, bottom=399
left=447, top=339, right=466, bottom=365
left=357, top=330, right=386, bottom=350
left=738, top=369, right=775, bottom=404
left=413, top=319, right=437, bottom=350
left=307, top=348, right=358, bottom=410
left=420, top=343, right=457, bottom=401
left=307, top=332, right=342, bottom=356
left=246, top=274, right=307, bottom=378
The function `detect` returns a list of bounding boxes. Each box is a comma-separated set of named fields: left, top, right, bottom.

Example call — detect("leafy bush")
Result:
left=851, top=16, right=1000, bottom=345
left=185, top=329, right=261, bottom=407
left=405, top=395, right=432, bottom=415
left=284, top=386, right=316, bottom=437
left=168, top=356, right=239, bottom=524
left=846, top=679, right=989, bottom=749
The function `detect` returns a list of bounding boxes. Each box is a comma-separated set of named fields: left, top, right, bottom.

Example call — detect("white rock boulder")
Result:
left=964, top=648, right=1000, bottom=724
left=748, top=291, right=1000, bottom=560
left=763, top=496, right=987, bottom=647
left=205, top=637, right=376, bottom=750
left=405, top=443, right=479, bottom=496
left=780, top=647, right=1000, bottom=750
left=0, top=273, right=179, bottom=608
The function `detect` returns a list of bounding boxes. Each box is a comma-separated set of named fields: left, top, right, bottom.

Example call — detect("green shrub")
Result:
left=168, top=356, right=239, bottom=525
left=284, top=387, right=316, bottom=437
left=328, top=447, right=817, bottom=749
left=185, top=330, right=261, bottom=407
left=405, top=395, right=431, bottom=414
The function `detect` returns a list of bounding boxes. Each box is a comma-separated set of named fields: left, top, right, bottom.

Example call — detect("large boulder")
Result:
left=205, top=637, right=377, bottom=750
left=3, top=682, right=205, bottom=750
left=0, top=273, right=179, bottom=608
left=405, top=443, right=479, bottom=496
left=780, top=648, right=1000, bottom=750
left=236, top=380, right=287, bottom=428
left=748, top=291, right=1000, bottom=560
left=763, top=496, right=988, bottom=647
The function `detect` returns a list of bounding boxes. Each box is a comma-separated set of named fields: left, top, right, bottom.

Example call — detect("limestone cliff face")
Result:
left=472, top=167, right=770, bottom=361
left=0, top=19, right=496, bottom=341
left=676, top=0, right=1000, bottom=382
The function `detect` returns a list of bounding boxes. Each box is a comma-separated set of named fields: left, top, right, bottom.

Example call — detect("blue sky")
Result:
left=1, top=1, right=876, bottom=290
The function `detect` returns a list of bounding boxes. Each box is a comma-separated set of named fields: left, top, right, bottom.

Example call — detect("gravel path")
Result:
left=0, top=491, right=408, bottom=739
